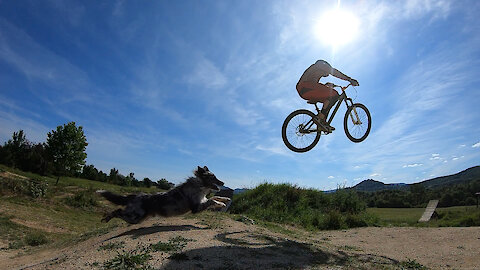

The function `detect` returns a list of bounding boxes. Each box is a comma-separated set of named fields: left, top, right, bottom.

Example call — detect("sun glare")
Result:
left=314, top=9, right=360, bottom=47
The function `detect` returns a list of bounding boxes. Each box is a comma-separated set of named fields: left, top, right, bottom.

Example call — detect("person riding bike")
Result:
left=296, top=60, right=359, bottom=130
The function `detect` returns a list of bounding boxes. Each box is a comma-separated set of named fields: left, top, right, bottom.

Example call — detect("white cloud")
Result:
left=187, top=56, right=227, bottom=89
left=370, top=173, right=381, bottom=177
left=0, top=19, right=93, bottom=104
left=472, top=142, right=480, bottom=148
left=404, top=0, right=451, bottom=19
left=403, top=163, right=423, bottom=168
left=328, top=176, right=335, bottom=179
left=255, top=144, right=290, bottom=157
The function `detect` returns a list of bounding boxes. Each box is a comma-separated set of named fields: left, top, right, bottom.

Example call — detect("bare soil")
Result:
left=1, top=213, right=479, bottom=270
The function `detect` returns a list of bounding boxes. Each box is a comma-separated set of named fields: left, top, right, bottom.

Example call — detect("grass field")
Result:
left=368, top=206, right=480, bottom=227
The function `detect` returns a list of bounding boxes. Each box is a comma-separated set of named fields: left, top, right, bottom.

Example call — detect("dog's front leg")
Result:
left=211, top=196, right=231, bottom=203
left=191, top=199, right=226, bottom=213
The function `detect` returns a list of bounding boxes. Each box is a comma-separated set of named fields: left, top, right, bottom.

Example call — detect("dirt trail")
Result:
left=2, top=214, right=479, bottom=270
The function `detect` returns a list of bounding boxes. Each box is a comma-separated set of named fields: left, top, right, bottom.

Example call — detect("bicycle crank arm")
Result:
left=312, top=118, right=334, bottom=134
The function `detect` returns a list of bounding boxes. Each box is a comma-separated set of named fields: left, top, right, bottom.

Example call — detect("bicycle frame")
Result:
left=300, top=83, right=361, bottom=134
left=327, top=85, right=355, bottom=125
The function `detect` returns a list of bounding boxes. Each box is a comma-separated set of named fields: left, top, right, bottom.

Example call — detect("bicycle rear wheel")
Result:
left=344, top=103, right=371, bottom=143
left=282, top=109, right=321, bottom=153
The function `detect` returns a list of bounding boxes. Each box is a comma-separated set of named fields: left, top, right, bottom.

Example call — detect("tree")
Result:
left=81, top=164, right=99, bottom=180
left=156, top=178, right=175, bottom=190
left=108, top=168, right=119, bottom=184
left=142, top=177, right=153, bottom=188
left=46, top=122, right=88, bottom=183
left=2, top=130, right=29, bottom=168
left=23, top=143, right=50, bottom=175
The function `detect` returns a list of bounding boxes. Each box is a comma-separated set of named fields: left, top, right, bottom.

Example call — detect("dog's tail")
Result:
left=96, top=190, right=133, bottom=205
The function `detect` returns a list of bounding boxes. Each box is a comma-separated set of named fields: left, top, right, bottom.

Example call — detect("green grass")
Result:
left=230, top=183, right=371, bottom=231
left=367, top=206, right=480, bottom=227
left=103, top=250, right=152, bottom=270
left=101, top=235, right=194, bottom=269
left=149, top=236, right=194, bottom=253
left=24, top=232, right=49, bottom=246
left=367, top=208, right=424, bottom=226
left=400, top=259, right=429, bottom=270
left=98, top=241, right=125, bottom=251
left=0, top=213, right=54, bottom=249
left=0, top=165, right=162, bottom=252
left=0, top=164, right=163, bottom=194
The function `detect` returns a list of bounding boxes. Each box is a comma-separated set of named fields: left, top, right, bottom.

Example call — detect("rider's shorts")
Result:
left=296, top=81, right=339, bottom=103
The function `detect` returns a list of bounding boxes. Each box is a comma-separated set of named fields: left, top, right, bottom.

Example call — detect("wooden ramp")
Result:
left=418, top=200, right=439, bottom=222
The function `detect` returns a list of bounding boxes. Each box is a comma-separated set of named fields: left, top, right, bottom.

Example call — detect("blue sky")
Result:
left=1, top=0, right=479, bottom=190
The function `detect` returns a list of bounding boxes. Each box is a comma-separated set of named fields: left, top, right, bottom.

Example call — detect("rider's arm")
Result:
left=331, top=68, right=359, bottom=86
left=331, top=68, right=351, bottom=81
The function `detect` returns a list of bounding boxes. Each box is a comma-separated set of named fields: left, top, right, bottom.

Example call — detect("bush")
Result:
left=64, top=190, right=98, bottom=209
left=230, top=183, right=371, bottom=231
left=28, top=178, right=48, bottom=198
left=24, top=232, right=48, bottom=246
left=322, top=211, right=344, bottom=230
left=0, top=176, right=47, bottom=198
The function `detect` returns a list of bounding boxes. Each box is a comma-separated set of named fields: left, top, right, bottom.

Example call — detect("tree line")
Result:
left=0, top=122, right=174, bottom=190
left=357, top=180, right=480, bottom=208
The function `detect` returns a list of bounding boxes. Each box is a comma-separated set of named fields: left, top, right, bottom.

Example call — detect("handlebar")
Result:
left=327, top=82, right=352, bottom=91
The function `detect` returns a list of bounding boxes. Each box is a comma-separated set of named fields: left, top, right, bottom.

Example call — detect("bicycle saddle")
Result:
left=307, top=99, right=323, bottom=104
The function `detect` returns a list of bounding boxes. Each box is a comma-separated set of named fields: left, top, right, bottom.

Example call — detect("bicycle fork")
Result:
left=341, top=96, right=362, bottom=125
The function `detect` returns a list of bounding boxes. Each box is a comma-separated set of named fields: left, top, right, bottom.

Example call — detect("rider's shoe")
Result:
left=316, top=116, right=335, bottom=132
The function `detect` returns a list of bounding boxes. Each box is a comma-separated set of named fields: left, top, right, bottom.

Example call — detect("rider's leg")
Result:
left=320, top=94, right=339, bottom=118
left=318, top=100, right=330, bottom=120
left=297, top=82, right=338, bottom=129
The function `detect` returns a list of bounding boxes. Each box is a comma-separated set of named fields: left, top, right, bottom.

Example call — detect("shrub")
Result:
left=230, top=183, right=370, bottom=231
left=345, top=213, right=368, bottom=228
left=0, top=177, right=27, bottom=195
left=64, top=190, right=98, bottom=209
left=330, top=188, right=366, bottom=214
left=28, top=178, right=48, bottom=198
left=322, top=211, right=344, bottom=230
left=24, top=232, right=48, bottom=246
left=0, top=176, right=47, bottom=198
left=103, top=251, right=152, bottom=270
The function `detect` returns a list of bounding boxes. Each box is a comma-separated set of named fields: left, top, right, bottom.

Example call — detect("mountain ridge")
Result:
left=352, top=166, right=480, bottom=192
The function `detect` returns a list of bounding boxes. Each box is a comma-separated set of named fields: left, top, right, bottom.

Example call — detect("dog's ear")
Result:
left=203, top=166, right=209, bottom=172
left=196, top=166, right=204, bottom=174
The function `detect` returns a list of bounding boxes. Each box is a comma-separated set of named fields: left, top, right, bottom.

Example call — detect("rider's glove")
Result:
left=350, top=79, right=359, bottom=86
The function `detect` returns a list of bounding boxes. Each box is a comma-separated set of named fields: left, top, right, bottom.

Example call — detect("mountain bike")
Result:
left=282, top=83, right=371, bottom=153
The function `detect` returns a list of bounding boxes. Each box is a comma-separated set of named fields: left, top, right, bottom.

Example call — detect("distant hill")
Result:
left=233, top=188, right=249, bottom=195
left=352, top=179, right=406, bottom=192
left=419, top=166, right=480, bottom=189
left=352, top=166, right=480, bottom=192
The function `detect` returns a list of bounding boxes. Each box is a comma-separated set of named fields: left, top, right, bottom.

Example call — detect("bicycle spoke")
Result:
left=283, top=110, right=320, bottom=151
left=346, top=105, right=370, bottom=141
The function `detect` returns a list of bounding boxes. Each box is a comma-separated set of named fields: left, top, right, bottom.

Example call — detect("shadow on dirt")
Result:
left=107, top=224, right=206, bottom=240
left=158, top=231, right=399, bottom=269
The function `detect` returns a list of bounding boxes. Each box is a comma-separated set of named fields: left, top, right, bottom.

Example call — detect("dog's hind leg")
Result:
left=102, top=208, right=146, bottom=224
left=102, top=209, right=123, bottom=223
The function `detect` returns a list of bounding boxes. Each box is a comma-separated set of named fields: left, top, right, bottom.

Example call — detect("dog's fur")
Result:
left=97, top=166, right=231, bottom=224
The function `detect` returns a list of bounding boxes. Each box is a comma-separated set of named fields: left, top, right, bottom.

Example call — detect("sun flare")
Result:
left=314, top=9, right=360, bottom=47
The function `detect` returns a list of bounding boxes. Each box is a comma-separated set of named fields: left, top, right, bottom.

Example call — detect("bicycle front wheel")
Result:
left=282, top=109, right=321, bottom=153
left=344, top=103, right=371, bottom=143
